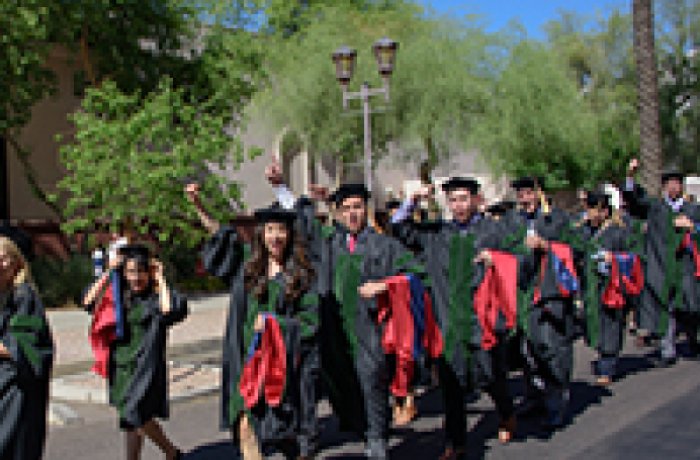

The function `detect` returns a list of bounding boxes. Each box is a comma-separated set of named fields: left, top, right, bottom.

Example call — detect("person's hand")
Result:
left=254, top=314, right=266, bottom=332
left=525, top=234, right=548, bottom=251
left=151, top=259, right=165, bottom=283
left=627, top=158, right=639, bottom=176
left=603, top=251, right=613, bottom=264
left=411, top=184, right=434, bottom=203
left=185, top=183, right=201, bottom=205
left=474, top=250, right=493, bottom=267
left=674, top=214, right=694, bottom=230
left=265, top=159, right=284, bottom=186
left=358, top=281, right=388, bottom=299
left=108, top=255, right=123, bottom=271
left=309, top=184, right=330, bottom=202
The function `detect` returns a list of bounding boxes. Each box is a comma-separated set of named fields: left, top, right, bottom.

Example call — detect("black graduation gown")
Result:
left=578, top=222, right=633, bottom=357
left=315, top=224, right=424, bottom=440
left=202, top=226, right=320, bottom=452
left=391, top=217, right=507, bottom=388
left=104, top=289, right=188, bottom=429
left=502, top=207, right=578, bottom=386
left=623, top=186, right=700, bottom=333
left=0, top=283, right=54, bottom=460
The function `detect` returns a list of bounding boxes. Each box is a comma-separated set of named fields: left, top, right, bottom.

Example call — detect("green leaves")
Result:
left=57, top=78, right=245, bottom=247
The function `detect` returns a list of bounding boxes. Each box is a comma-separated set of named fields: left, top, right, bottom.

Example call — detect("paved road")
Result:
left=45, top=337, right=700, bottom=459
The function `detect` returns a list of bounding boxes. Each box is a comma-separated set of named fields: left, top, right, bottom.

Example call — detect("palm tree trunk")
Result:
left=633, top=0, right=663, bottom=196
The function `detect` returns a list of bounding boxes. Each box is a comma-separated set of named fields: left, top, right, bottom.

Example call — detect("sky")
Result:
left=420, top=0, right=628, bottom=39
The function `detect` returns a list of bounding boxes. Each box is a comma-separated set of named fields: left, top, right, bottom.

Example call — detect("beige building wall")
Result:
left=8, top=46, right=81, bottom=221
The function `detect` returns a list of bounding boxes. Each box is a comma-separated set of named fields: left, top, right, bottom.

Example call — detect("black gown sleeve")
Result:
left=622, top=183, right=651, bottom=220
left=202, top=225, right=246, bottom=285
left=161, top=289, right=189, bottom=328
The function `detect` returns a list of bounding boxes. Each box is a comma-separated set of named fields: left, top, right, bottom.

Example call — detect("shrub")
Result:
left=31, top=253, right=94, bottom=309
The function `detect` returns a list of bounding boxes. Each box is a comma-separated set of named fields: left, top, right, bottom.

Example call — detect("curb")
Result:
left=53, top=337, right=223, bottom=378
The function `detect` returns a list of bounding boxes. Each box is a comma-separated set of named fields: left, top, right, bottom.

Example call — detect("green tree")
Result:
left=54, top=1, right=268, bottom=245
left=252, top=3, right=501, bottom=177
left=656, top=0, right=700, bottom=172
left=57, top=79, right=245, bottom=247
left=251, top=3, right=423, bottom=166
left=543, top=9, right=640, bottom=185
left=1, top=0, right=204, bottom=215
left=471, top=40, right=601, bottom=189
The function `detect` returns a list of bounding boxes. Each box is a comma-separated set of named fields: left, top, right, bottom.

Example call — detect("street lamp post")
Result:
left=332, top=38, right=398, bottom=195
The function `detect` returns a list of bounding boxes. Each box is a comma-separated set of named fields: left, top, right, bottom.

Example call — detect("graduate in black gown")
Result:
left=187, top=182, right=319, bottom=460
left=501, top=177, right=580, bottom=429
left=82, top=244, right=188, bottom=460
left=622, top=159, right=700, bottom=365
left=577, top=192, right=643, bottom=385
left=0, top=236, right=53, bottom=460
left=295, top=182, right=425, bottom=460
left=391, top=177, right=517, bottom=458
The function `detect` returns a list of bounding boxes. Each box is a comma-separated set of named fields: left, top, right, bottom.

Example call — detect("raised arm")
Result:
left=82, top=255, right=122, bottom=311
left=185, top=183, right=220, bottom=235
left=389, top=185, right=433, bottom=252
left=621, top=158, right=652, bottom=219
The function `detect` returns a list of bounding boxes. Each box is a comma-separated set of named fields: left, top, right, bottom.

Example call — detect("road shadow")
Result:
left=615, top=355, right=654, bottom=380
left=184, top=441, right=239, bottom=459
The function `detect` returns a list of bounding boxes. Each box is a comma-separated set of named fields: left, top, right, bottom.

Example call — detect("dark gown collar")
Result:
left=336, top=224, right=374, bottom=242
left=448, top=212, right=483, bottom=232
left=519, top=206, right=540, bottom=222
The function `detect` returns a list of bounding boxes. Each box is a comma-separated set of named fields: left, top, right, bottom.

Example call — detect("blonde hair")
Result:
left=0, top=236, right=33, bottom=287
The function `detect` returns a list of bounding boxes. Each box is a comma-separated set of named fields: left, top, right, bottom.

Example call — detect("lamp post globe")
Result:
left=332, top=46, right=357, bottom=90
left=372, top=37, right=399, bottom=77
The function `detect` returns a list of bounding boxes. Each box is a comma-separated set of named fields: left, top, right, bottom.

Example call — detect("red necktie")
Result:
left=348, top=234, right=357, bottom=253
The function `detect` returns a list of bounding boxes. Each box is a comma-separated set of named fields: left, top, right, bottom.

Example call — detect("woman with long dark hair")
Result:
left=186, top=183, right=319, bottom=460
left=0, top=236, right=54, bottom=460
left=82, top=243, right=188, bottom=460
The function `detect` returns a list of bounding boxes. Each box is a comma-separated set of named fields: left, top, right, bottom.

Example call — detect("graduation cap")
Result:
left=253, top=203, right=297, bottom=224
left=585, top=191, right=611, bottom=209
left=487, top=200, right=516, bottom=216
left=486, top=203, right=508, bottom=217
left=661, top=171, right=684, bottom=184
left=332, top=183, right=371, bottom=206
left=385, top=199, right=401, bottom=211
left=441, top=177, right=480, bottom=194
left=118, top=243, right=151, bottom=259
left=511, top=176, right=545, bottom=191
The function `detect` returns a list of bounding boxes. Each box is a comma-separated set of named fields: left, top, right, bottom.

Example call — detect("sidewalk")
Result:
left=48, top=293, right=229, bottom=425
left=48, top=293, right=229, bottom=373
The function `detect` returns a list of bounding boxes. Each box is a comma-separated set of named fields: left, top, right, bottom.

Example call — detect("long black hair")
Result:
left=243, top=222, right=314, bottom=303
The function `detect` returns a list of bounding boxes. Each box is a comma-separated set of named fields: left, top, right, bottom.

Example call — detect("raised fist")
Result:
left=412, top=184, right=434, bottom=203
left=627, top=158, right=639, bottom=176
left=309, top=184, right=330, bottom=202
left=184, top=183, right=200, bottom=204
left=265, top=159, right=284, bottom=186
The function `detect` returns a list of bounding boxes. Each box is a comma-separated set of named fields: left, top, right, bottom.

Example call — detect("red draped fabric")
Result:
left=89, top=283, right=117, bottom=378
left=681, top=232, right=700, bottom=278
left=239, top=316, right=287, bottom=409
left=377, top=276, right=415, bottom=398
left=473, top=251, right=518, bottom=350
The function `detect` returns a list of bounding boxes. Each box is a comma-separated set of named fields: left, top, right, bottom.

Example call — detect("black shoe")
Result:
left=653, top=356, right=677, bottom=368
left=517, top=397, right=546, bottom=418
left=175, top=450, right=184, bottom=460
